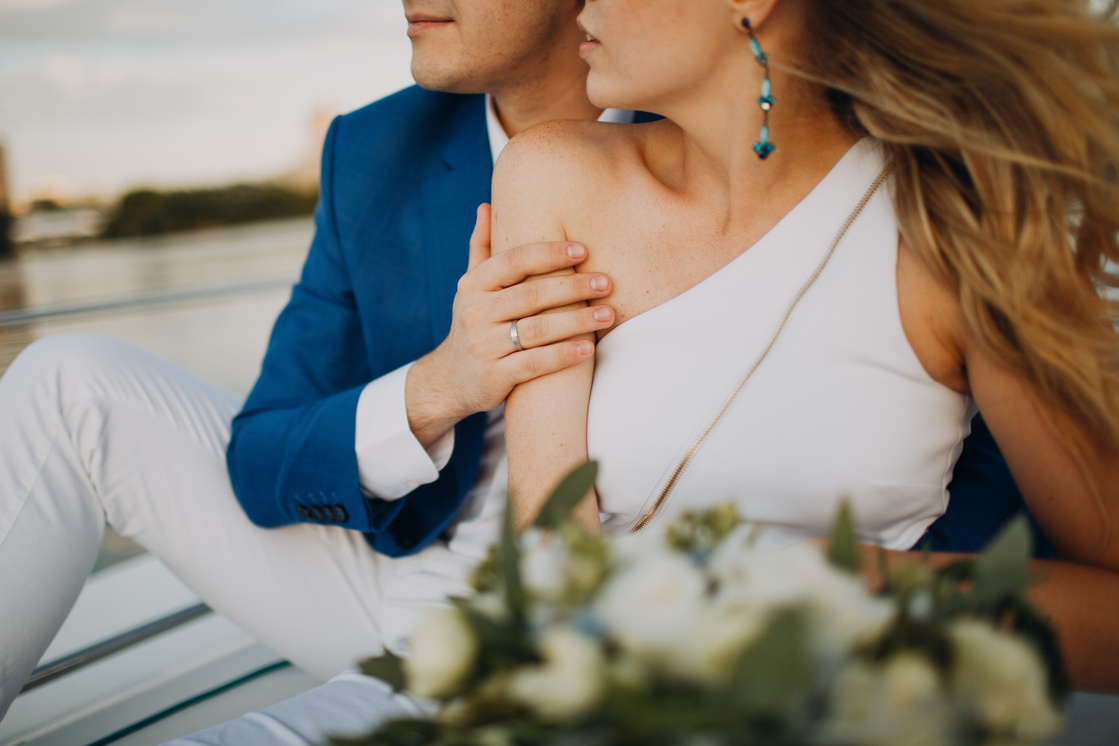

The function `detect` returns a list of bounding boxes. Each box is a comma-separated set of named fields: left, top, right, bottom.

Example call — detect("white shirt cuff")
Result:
left=355, top=362, right=456, bottom=501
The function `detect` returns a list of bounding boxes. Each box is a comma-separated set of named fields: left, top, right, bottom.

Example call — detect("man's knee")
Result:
left=4, top=334, right=142, bottom=403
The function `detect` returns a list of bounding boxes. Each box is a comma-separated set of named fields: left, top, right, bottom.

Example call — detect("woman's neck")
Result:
left=653, top=72, right=859, bottom=236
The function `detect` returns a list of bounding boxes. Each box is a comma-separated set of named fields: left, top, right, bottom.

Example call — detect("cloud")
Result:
left=41, top=54, right=88, bottom=99
left=0, top=0, right=82, bottom=12
left=104, top=4, right=184, bottom=34
left=0, top=0, right=403, bottom=42
left=0, top=0, right=414, bottom=202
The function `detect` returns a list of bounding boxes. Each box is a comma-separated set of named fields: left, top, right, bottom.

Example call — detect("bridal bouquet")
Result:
left=344, top=464, right=1068, bottom=746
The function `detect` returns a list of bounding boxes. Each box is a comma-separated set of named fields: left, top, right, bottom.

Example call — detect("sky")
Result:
left=0, top=0, right=415, bottom=207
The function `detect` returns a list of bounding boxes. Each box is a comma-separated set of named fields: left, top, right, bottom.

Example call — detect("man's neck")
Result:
left=490, top=75, right=603, bottom=139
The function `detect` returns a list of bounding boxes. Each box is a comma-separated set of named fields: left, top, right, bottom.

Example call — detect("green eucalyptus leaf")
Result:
left=933, top=559, right=975, bottom=613
left=534, top=461, right=599, bottom=530
left=454, top=598, right=536, bottom=668
left=729, top=607, right=809, bottom=712
left=827, top=501, right=861, bottom=573
left=876, top=545, right=892, bottom=595
left=1008, top=599, right=1073, bottom=705
left=602, top=686, right=725, bottom=743
left=359, top=650, right=407, bottom=693
left=331, top=718, right=444, bottom=746
left=936, top=559, right=976, bottom=584
left=501, top=494, right=526, bottom=619
left=970, top=514, right=1032, bottom=607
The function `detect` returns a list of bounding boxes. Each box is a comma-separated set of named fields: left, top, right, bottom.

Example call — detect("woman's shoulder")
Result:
left=492, top=119, right=668, bottom=244
left=497, top=119, right=649, bottom=184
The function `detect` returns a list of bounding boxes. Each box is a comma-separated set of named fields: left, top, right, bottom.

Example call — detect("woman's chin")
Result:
left=586, top=74, right=671, bottom=118
left=587, top=82, right=641, bottom=115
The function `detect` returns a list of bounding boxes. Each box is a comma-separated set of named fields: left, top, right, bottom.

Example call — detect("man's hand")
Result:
left=406, top=204, right=614, bottom=447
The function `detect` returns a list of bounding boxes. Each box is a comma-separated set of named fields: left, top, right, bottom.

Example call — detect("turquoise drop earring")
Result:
left=742, top=18, right=775, bottom=160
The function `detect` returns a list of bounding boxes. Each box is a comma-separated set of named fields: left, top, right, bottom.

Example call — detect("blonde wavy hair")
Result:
left=798, top=0, right=1119, bottom=526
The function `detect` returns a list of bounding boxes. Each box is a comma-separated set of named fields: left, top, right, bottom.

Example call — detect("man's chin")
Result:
left=411, top=62, right=484, bottom=95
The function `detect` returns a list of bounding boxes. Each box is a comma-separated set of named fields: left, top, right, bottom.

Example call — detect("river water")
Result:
left=0, top=217, right=314, bottom=570
left=0, top=217, right=312, bottom=393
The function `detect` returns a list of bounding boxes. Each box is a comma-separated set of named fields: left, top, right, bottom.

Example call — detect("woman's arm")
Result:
left=963, top=337, right=1119, bottom=692
left=898, top=244, right=1119, bottom=572
left=966, top=343, right=1119, bottom=572
left=490, top=126, right=604, bottom=532
left=898, top=241, right=1119, bottom=691
left=848, top=543, right=1119, bottom=693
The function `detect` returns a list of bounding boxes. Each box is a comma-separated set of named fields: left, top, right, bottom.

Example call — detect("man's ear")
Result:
left=728, top=0, right=781, bottom=31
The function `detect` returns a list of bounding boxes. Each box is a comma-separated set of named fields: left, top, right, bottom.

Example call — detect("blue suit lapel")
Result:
left=422, top=95, right=493, bottom=347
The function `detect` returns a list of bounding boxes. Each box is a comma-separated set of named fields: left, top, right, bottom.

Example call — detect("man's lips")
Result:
left=406, top=14, right=452, bottom=37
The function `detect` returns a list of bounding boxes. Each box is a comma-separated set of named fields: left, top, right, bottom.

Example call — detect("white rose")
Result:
left=609, top=529, right=669, bottom=568
left=506, top=627, right=605, bottom=722
left=665, top=604, right=767, bottom=685
left=565, top=551, right=604, bottom=599
left=519, top=529, right=568, bottom=603
left=881, top=652, right=943, bottom=711
left=471, top=727, right=514, bottom=746
left=404, top=606, right=479, bottom=698
left=595, top=549, right=707, bottom=660
left=829, top=658, right=877, bottom=726
left=949, top=620, right=1062, bottom=740
left=709, top=539, right=891, bottom=659
left=810, top=582, right=893, bottom=663
left=827, top=653, right=950, bottom=746
left=709, top=540, right=840, bottom=607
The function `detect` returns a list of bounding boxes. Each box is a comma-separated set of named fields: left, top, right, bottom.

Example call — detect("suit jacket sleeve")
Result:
left=226, top=116, right=408, bottom=537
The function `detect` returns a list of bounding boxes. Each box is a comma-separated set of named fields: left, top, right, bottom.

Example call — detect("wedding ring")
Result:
left=509, top=320, right=525, bottom=352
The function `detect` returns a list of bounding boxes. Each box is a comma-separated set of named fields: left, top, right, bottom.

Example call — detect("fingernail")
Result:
left=576, top=341, right=594, bottom=356
left=590, top=275, right=608, bottom=291
left=566, top=243, right=586, bottom=260
left=593, top=306, right=612, bottom=322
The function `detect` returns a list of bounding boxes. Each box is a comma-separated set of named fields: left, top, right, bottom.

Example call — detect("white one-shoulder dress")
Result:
left=589, top=138, right=973, bottom=549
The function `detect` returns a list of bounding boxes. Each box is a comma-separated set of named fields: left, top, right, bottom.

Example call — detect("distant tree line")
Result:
left=100, top=183, right=317, bottom=239
left=0, top=210, right=13, bottom=258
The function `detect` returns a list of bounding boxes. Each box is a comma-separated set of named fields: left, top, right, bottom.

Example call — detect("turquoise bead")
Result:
left=759, top=125, right=769, bottom=145
left=761, top=78, right=771, bottom=98
left=750, top=37, right=763, bottom=60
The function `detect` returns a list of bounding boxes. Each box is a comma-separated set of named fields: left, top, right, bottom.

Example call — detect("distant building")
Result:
left=274, top=108, right=334, bottom=192
left=14, top=204, right=105, bottom=247
left=0, top=142, right=12, bottom=257
left=0, top=142, right=9, bottom=213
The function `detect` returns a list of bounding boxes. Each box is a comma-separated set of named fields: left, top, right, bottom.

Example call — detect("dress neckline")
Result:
left=596, top=137, right=881, bottom=351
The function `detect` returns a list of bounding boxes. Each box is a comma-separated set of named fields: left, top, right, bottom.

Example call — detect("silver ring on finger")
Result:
left=509, top=319, right=526, bottom=352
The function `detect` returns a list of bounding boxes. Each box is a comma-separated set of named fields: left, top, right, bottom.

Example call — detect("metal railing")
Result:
left=0, top=277, right=293, bottom=329
left=19, top=603, right=214, bottom=694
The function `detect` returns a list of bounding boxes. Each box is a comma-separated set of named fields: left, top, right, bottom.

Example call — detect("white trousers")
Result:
left=167, top=671, right=430, bottom=745
left=0, top=334, right=392, bottom=720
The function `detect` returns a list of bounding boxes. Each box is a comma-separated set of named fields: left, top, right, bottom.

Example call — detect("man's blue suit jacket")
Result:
left=226, top=85, right=1047, bottom=559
